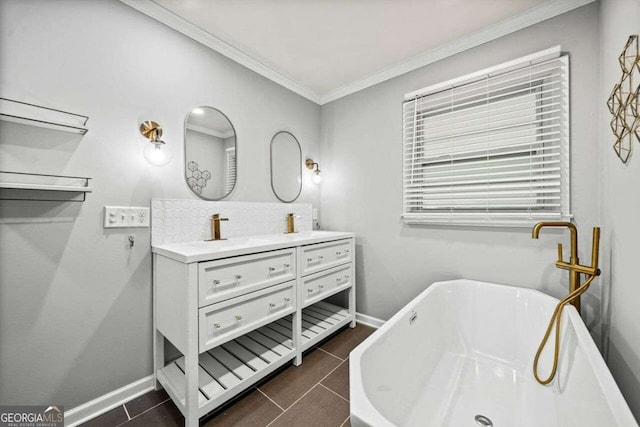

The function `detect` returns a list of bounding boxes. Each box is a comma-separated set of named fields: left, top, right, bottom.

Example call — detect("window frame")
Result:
left=402, top=47, right=571, bottom=227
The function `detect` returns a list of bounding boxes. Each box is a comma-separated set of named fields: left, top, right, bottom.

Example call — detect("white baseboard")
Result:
left=356, top=312, right=385, bottom=328
left=65, top=375, right=154, bottom=427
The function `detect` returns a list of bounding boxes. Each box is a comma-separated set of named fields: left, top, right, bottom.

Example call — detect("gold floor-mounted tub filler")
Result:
left=531, top=221, right=601, bottom=385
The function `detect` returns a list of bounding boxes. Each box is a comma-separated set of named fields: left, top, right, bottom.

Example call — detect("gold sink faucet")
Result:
left=207, top=213, right=228, bottom=241
left=285, top=213, right=299, bottom=234
left=531, top=221, right=601, bottom=385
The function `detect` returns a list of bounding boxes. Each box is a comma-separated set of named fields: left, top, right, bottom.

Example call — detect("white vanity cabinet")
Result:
left=152, top=232, right=355, bottom=427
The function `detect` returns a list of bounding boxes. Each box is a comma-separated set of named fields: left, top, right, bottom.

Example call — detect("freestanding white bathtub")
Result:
left=350, top=279, right=637, bottom=427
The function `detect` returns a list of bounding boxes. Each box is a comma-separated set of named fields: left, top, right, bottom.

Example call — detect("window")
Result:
left=402, top=47, right=570, bottom=226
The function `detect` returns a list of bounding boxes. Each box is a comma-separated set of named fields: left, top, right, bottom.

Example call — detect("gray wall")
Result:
left=598, top=0, right=640, bottom=418
left=0, top=0, right=320, bottom=408
left=320, top=5, right=603, bottom=342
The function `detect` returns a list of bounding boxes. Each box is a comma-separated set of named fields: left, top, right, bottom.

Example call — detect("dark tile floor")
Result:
left=80, top=324, right=375, bottom=427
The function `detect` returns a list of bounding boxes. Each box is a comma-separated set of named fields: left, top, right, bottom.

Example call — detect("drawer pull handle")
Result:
left=307, top=289, right=314, bottom=294
left=307, top=256, right=324, bottom=264
left=269, top=297, right=292, bottom=311
left=337, top=275, right=350, bottom=285
left=337, top=250, right=350, bottom=257
left=213, top=315, right=242, bottom=331
left=268, top=263, right=291, bottom=275
left=212, top=276, right=241, bottom=288
left=319, top=285, right=324, bottom=289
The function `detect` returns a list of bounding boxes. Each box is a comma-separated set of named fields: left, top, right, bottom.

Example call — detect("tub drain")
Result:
left=475, top=415, right=493, bottom=427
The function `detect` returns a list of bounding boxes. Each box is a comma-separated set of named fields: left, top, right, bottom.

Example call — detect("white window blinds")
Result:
left=402, top=47, right=570, bottom=227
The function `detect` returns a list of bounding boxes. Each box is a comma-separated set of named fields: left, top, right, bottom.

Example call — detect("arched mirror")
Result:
left=184, top=107, right=237, bottom=200
left=270, top=131, right=302, bottom=202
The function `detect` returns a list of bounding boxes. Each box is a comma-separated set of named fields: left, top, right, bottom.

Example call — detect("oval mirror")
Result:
left=184, top=107, right=237, bottom=200
left=270, top=131, right=302, bottom=203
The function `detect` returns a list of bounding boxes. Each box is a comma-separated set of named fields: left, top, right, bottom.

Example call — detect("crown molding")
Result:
left=319, top=0, right=596, bottom=104
left=118, top=0, right=321, bottom=104
left=120, top=0, right=595, bottom=106
left=186, top=123, right=234, bottom=139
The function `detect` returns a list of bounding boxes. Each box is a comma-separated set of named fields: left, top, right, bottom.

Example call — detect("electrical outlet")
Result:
left=104, top=206, right=150, bottom=228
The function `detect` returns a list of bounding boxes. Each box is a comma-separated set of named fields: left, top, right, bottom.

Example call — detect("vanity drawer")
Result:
left=302, top=264, right=353, bottom=308
left=301, top=239, right=352, bottom=276
left=198, top=249, right=295, bottom=307
left=199, top=281, right=295, bottom=352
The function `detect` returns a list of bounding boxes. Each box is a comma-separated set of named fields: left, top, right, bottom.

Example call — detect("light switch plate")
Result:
left=312, top=208, right=318, bottom=220
left=104, top=206, right=150, bottom=228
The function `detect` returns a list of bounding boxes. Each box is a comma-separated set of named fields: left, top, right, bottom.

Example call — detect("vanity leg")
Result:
left=153, top=330, right=165, bottom=390
left=293, top=310, right=302, bottom=366
left=349, top=240, right=357, bottom=328
left=184, top=349, right=199, bottom=427
left=293, top=246, right=303, bottom=366
left=348, top=285, right=356, bottom=328
left=152, top=254, right=165, bottom=390
left=184, top=263, right=200, bottom=427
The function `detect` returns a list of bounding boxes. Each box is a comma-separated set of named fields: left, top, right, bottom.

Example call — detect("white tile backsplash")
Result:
left=151, top=199, right=312, bottom=245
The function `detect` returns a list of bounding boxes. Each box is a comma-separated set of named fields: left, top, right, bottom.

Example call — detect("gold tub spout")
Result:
left=531, top=221, right=580, bottom=311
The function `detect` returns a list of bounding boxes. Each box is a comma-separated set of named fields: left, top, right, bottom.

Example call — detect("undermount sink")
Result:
left=182, top=237, right=271, bottom=249
left=258, top=231, right=339, bottom=242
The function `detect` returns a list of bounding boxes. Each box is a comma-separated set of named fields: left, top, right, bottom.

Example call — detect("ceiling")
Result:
left=122, top=0, right=594, bottom=104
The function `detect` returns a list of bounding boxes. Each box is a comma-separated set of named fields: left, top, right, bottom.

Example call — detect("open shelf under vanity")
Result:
left=156, top=301, right=351, bottom=418
left=158, top=322, right=296, bottom=416
left=286, top=301, right=352, bottom=351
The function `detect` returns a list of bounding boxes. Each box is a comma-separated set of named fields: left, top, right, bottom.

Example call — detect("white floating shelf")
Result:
left=0, top=182, right=92, bottom=192
left=0, top=171, right=92, bottom=202
left=0, top=97, right=89, bottom=134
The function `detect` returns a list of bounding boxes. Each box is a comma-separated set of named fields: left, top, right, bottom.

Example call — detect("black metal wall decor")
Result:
left=607, top=35, right=640, bottom=164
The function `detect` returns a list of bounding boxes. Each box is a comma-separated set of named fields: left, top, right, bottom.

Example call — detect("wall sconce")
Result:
left=140, top=120, right=172, bottom=167
left=305, top=158, right=322, bottom=184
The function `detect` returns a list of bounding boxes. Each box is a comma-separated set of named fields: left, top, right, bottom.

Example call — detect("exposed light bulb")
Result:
left=192, top=108, right=204, bottom=115
left=143, top=142, right=172, bottom=167
left=312, top=171, right=322, bottom=184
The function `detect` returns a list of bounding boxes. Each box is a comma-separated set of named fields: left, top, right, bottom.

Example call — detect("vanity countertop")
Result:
left=152, top=230, right=355, bottom=263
